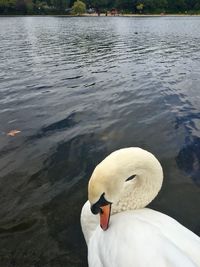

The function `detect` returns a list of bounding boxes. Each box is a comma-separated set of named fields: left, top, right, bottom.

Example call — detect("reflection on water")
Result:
left=176, top=135, right=200, bottom=186
left=0, top=16, right=200, bottom=266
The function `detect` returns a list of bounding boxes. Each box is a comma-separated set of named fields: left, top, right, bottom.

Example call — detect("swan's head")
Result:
left=88, top=163, right=124, bottom=230
left=88, top=147, right=163, bottom=231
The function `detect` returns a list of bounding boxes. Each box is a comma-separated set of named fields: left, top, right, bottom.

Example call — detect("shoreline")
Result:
left=1, top=14, right=200, bottom=17
left=79, top=13, right=200, bottom=17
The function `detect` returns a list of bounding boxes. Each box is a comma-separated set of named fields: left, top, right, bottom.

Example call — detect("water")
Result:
left=0, top=16, right=200, bottom=266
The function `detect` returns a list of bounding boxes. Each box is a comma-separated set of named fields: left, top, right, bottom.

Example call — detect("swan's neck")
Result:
left=95, top=148, right=163, bottom=215
left=112, top=167, right=163, bottom=214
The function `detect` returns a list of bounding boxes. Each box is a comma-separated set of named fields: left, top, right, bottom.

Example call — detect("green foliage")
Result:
left=0, top=0, right=16, bottom=12
left=1, top=0, right=200, bottom=15
left=71, top=0, right=86, bottom=14
left=142, top=0, right=167, bottom=13
left=52, top=0, right=68, bottom=11
left=87, top=0, right=113, bottom=9
left=168, top=0, right=186, bottom=11
left=25, top=0, right=33, bottom=13
left=116, top=0, right=134, bottom=11
left=136, top=2, right=144, bottom=12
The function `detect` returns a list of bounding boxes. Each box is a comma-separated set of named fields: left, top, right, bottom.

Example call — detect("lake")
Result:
left=0, top=15, right=200, bottom=267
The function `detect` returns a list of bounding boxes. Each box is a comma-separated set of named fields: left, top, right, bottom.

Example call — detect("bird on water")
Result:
left=81, top=147, right=200, bottom=267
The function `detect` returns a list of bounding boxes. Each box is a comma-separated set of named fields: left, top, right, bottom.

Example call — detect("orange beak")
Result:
left=100, top=204, right=111, bottom=231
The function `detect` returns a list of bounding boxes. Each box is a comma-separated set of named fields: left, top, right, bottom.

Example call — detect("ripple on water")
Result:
left=0, top=16, right=200, bottom=267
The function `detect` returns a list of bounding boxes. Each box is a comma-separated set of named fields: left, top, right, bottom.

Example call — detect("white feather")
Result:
left=81, top=148, right=200, bottom=267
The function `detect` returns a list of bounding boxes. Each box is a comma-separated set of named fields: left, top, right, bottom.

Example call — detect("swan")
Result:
left=81, top=147, right=200, bottom=267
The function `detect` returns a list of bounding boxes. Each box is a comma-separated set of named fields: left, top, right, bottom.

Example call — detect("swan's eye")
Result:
left=125, top=175, right=136, bottom=182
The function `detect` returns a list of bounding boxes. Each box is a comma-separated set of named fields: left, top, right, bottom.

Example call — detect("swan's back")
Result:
left=88, top=209, right=200, bottom=267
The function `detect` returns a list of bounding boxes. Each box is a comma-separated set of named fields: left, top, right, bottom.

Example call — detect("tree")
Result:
left=52, top=0, right=68, bottom=11
left=89, top=0, right=113, bottom=10
left=15, top=0, right=26, bottom=12
left=195, top=0, right=200, bottom=10
left=1, top=0, right=200, bottom=15
left=168, top=0, right=186, bottom=12
left=136, top=2, right=144, bottom=12
left=185, top=0, right=196, bottom=10
left=116, top=0, right=135, bottom=11
left=25, top=0, right=33, bottom=13
left=0, top=0, right=16, bottom=13
left=143, top=0, right=167, bottom=12
left=71, top=0, right=86, bottom=14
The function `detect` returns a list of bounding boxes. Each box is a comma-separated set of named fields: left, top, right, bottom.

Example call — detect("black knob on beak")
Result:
left=90, top=193, right=112, bottom=215
left=91, top=203, right=101, bottom=215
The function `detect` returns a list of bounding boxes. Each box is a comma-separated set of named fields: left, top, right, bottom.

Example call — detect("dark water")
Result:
left=0, top=16, right=200, bottom=266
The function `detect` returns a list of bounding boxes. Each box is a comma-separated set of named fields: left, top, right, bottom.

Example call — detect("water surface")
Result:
left=0, top=16, right=200, bottom=266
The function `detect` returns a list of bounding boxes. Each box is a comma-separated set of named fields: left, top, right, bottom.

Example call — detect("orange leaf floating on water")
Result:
left=7, top=130, right=21, bottom=137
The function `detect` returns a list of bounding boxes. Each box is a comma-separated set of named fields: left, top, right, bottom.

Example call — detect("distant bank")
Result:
left=1, top=14, right=200, bottom=17
left=78, top=13, right=200, bottom=17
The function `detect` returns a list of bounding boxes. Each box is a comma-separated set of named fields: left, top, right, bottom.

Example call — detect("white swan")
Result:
left=81, top=147, right=200, bottom=267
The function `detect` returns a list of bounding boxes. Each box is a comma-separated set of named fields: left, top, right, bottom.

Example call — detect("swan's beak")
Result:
left=100, top=203, right=111, bottom=231
left=90, top=193, right=112, bottom=231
